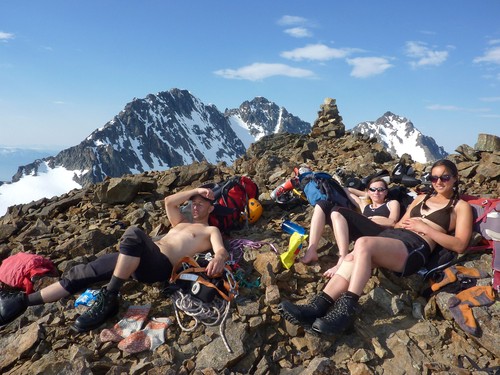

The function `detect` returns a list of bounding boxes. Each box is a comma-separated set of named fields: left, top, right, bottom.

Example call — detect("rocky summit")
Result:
left=0, top=98, right=499, bottom=374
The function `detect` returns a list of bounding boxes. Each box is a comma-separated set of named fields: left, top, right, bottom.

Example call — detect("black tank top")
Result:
left=409, top=198, right=454, bottom=231
left=363, top=202, right=391, bottom=218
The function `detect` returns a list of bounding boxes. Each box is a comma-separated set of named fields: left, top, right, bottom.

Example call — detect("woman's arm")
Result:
left=423, top=200, right=472, bottom=253
left=345, top=187, right=363, bottom=211
left=401, top=200, right=473, bottom=253
left=369, top=200, right=401, bottom=227
left=394, top=195, right=425, bottom=228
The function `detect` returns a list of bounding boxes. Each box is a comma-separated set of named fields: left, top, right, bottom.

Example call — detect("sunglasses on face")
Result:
left=368, top=187, right=387, bottom=192
left=429, top=174, right=452, bottom=183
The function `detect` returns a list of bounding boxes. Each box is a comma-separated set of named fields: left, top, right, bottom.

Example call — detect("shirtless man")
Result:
left=0, top=187, right=228, bottom=332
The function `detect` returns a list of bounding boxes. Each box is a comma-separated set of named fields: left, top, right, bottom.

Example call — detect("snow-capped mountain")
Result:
left=0, top=147, right=58, bottom=183
left=351, top=111, right=448, bottom=163
left=0, top=89, right=310, bottom=215
left=225, top=97, right=311, bottom=148
left=12, top=90, right=311, bottom=188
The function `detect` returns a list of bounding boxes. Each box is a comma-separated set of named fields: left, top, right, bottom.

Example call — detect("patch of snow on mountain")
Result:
left=0, top=162, right=83, bottom=216
left=228, top=115, right=256, bottom=148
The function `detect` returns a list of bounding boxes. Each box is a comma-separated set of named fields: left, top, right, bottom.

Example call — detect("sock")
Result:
left=100, top=304, right=151, bottom=343
left=344, top=291, right=360, bottom=302
left=431, top=267, right=458, bottom=292
left=27, top=291, right=44, bottom=306
left=319, top=292, right=335, bottom=305
left=447, top=286, right=495, bottom=336
left=106, top=275, right=126, bottom=294
left=118, top=317, right=173, bottom=353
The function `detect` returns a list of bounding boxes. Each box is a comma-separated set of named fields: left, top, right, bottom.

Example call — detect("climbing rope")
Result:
left=171, top=290, right=233, bottom=352
left=227, top=238, right=278, bottom=265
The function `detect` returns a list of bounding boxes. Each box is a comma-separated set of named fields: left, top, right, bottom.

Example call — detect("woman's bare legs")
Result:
left=347, top=236, right=408, bottom=295
left=300, top=205, right=326, bottom=264
left=323, top=211, right=350, bottom=276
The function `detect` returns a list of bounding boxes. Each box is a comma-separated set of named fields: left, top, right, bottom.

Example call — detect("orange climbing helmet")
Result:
left=247, top=198, right=263, bottom=224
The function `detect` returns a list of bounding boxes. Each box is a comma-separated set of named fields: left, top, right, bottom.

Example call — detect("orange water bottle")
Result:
left=270, top=178, right=298, bottom=201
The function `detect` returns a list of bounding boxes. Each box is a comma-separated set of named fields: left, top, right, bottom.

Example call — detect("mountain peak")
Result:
left=225, top=97, right=310, bottom=146
left=351, top=112, right=447, bottom=163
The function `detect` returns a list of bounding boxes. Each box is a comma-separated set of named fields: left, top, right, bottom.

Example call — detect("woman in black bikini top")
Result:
left=409, top=197, right=455, bottom=232
left=278, top=159, right=473, bottom=337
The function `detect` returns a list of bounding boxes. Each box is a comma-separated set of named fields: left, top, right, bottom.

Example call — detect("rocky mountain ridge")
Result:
left=224, top=97, right=311, bottom=146
left=0, top=98, right=499, bottom=374
left=11, top=90, right=310, bottom=188
left=352, top=111, right=448, bottom=163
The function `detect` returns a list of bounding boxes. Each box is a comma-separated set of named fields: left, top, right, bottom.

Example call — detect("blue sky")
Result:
left=1, top=1, right=499, bottom=154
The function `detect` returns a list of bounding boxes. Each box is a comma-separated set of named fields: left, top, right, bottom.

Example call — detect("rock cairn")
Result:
left=0, top=100, right=498, bottom=374
left=310, top=98, right=345, bottom=139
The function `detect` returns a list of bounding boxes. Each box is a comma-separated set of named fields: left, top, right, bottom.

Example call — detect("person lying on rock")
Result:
left=280, top=159, right=472, bottom=336
left=0, top=187, right=229, bottom=332
left=301, top=177, right=401, bottom=272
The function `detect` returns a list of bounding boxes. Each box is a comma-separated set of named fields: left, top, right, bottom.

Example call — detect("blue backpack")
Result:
left=299, top=171, right=355, bottom=209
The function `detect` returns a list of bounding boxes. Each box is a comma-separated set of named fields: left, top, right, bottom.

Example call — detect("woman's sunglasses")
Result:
left=368, top=187, right=387, bottom=192
left=429, top=174, right=452, bottom=183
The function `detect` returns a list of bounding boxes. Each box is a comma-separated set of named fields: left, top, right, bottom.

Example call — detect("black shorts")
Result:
left=316, top=200, right=340, bottom=226
left=316, top=203, right=384, bottom=241
left=337, top=207, right=385, bottom=240
left=60, top=226, right=173, bottom=294
left=377, top=228, right=432, bottom=277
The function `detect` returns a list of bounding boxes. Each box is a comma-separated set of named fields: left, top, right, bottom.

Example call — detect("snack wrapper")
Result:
left=74, top=289, right=100, bottom=307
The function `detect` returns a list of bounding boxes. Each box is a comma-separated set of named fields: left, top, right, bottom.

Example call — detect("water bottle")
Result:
left=281, top=219, right=306, bottom=235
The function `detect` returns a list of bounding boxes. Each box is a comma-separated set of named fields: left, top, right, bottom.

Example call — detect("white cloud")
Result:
left=426, top=104, right=490, bottom=112
left=277, top=15, right=307, bottom=26
left=284, top=27, right=312, bottom=38
left=281, top=43, right=352, bottom=61
left=479, top=97, right=500, bottom=102
left=473, top=46, right=500, bottom=65
left=214, top=63, right=314, bottom=81
left=346, top=57, right=393, bottom=78
left=488, top=39, right=500, bottom=45
left=405, top=41, right=449, bottom=68
left=0, top=31, right=14, bottom=42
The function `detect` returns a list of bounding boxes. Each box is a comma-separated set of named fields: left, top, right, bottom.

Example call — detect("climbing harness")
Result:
left=170, top=256, right=238, bottom=352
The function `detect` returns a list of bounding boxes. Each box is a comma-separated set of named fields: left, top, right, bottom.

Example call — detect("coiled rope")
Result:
left=171, top=290, right=233, bottom=353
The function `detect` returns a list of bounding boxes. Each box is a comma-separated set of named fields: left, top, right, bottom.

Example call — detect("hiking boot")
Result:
left=278, top=292, right=334, bottom=327
left=0, top=289, right=28, bottom=327
left=312, top=292, right=360, bottom=336
left=72, top=289, right=119, bottom=332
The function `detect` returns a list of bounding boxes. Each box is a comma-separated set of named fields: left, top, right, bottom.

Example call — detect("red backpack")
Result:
left=207, top=176, right=259, bottom=234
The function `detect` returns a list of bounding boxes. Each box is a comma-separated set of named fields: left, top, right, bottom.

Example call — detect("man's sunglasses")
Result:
left=429, top=174, right=452, bottom=183
left=368, top=187, right=387, bottom=192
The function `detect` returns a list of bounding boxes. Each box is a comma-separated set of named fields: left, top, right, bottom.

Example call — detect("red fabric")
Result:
left=0, top=252, right=56, bottom=293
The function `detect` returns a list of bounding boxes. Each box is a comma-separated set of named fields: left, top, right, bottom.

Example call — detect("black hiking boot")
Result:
left=72, top=288, right=119, bottom=332
left=0, top=289, right=28, bottom=327
left=278, top=292, right=334, bottom=327
left=312, top=292, right=360, bottom=336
